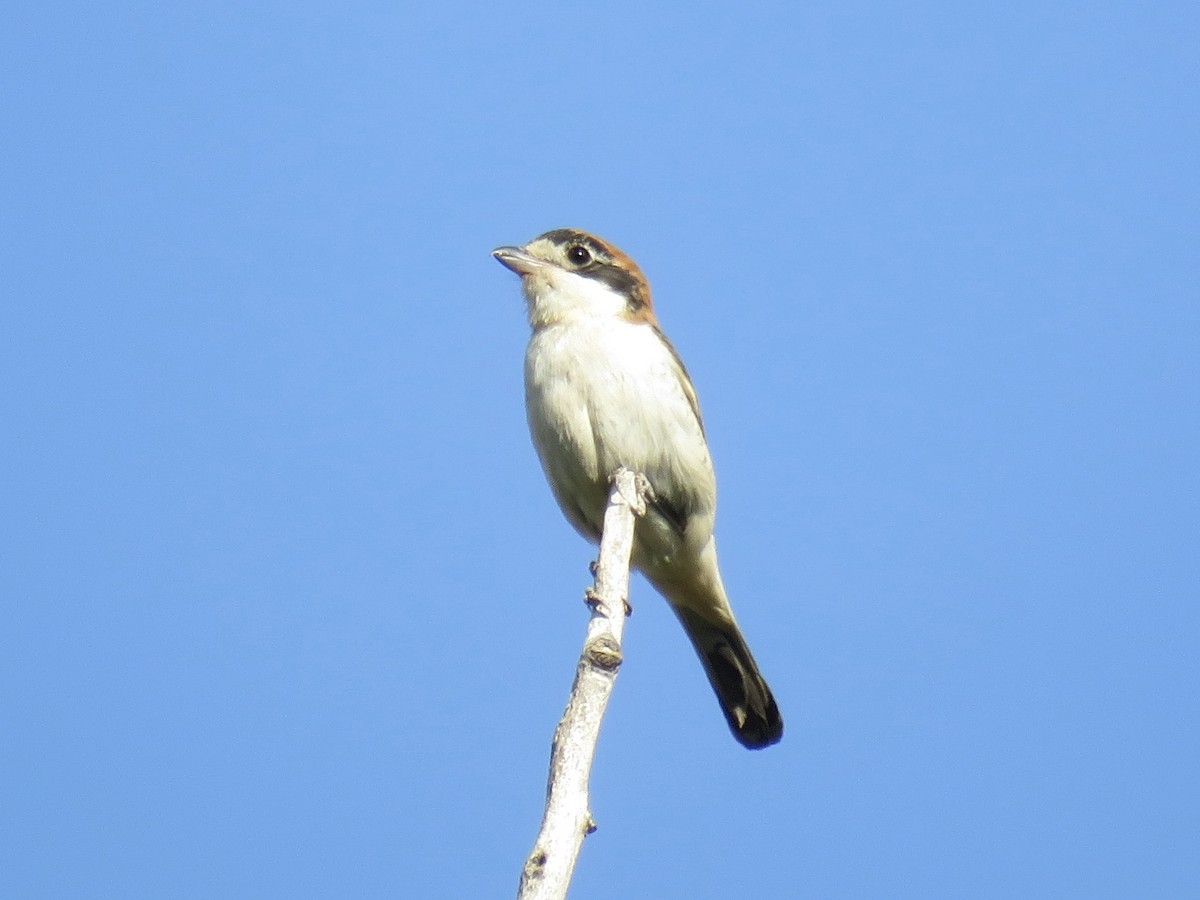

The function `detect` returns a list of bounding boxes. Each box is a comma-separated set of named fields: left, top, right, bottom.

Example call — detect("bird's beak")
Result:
left=492, top=245, right=544, bottom=276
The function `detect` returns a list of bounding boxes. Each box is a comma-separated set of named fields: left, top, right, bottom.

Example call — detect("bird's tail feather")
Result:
left=638, top=537, right=782, bottom=749
left=675, top=607, right=783, bottom=749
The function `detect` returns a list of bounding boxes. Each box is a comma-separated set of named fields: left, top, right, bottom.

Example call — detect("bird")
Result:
left=492, top=228, right=782, bottom=749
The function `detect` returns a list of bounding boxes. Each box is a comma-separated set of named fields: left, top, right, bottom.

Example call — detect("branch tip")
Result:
left=517, top=468, right=643, bottom=900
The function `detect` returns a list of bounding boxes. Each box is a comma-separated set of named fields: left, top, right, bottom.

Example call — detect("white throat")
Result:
left=522, top=268, right=629, bottom=329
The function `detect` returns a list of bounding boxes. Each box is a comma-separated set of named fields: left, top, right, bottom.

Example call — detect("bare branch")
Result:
left=516, top=468, right=647, bottom=900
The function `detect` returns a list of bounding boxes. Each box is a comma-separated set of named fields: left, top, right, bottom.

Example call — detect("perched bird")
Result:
left=492, top=228, right=782, bottom=749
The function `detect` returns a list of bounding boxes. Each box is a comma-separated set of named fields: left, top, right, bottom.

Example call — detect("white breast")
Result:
left=524, top=316, right=716, bottom=558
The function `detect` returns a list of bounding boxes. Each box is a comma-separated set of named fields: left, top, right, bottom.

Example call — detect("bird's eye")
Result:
left=566, top=245, right=592, bottom=266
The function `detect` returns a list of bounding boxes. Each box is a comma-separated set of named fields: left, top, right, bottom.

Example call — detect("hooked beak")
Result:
left=492, top=245, right=545, bottom=276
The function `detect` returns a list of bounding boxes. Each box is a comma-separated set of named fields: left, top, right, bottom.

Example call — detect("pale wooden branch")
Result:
left=516, top=467, right=648, bottom=900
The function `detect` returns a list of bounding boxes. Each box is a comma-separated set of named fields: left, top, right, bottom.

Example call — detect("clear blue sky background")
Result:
left=2, top=2, right=1197, bottom=897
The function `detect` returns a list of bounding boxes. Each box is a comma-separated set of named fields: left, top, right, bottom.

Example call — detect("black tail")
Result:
left=677, top=608, right=783, bottom=749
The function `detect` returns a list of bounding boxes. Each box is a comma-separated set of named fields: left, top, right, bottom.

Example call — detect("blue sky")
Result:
left=2, top=2, right=1197, bottom=897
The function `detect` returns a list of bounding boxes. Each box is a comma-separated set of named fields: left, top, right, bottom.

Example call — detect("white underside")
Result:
left=524, top=315, right=717, bottom=568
